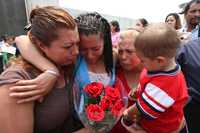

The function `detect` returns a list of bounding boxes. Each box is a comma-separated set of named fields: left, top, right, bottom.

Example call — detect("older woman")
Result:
left=0, top=6, right=86, bottom=133
left=110, top=29, right=144, bottom=133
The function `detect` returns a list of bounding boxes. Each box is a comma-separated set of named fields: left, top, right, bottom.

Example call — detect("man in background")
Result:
left=179, top=0, right=200, bottom=40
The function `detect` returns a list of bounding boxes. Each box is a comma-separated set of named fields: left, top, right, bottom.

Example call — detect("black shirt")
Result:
left=176, top=39, right=200, bottom=103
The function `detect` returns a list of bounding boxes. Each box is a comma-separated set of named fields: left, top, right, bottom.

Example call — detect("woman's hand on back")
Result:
left=9, top=72, right=58, bottom=103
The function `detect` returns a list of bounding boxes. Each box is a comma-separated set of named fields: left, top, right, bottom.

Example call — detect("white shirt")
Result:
left=88, top=71, right=111, bottom=86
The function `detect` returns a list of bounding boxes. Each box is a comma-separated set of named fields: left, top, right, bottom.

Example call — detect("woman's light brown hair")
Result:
left=29, top=6, right=76, bottom=46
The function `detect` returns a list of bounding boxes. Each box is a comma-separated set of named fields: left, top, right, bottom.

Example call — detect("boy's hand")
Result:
left=123, top=108, right=129, bottom=117
left=121, top=118, right=147, bottom=133
left=122, top=109, right=146, bottom=133
left=122, top=113, right=134, bottom=126
left=128, top=89, right=137, bottom=101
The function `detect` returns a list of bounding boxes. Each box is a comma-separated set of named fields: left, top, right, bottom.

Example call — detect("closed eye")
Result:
left=126, top=50, right=136, bottom=54
left=92, top=48, right=100, bottom=51
left=63, top=42, right=78, bottom=49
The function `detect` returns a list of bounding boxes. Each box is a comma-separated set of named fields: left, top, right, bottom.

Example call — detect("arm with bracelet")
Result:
left=9, top=35, right=60, bottom=103
left=15, top=35, right=59, bottom=72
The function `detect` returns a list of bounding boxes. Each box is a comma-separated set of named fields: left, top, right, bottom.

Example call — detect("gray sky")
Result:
left=59, top=0, right=189, bottom=22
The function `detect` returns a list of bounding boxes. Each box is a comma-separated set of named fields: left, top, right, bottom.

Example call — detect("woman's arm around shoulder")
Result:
left=15, top=35, right=58, bottom=72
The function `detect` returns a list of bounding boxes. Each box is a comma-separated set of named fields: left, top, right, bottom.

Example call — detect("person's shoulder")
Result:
left=2, top=64, right=24, bottom=75
left=185, top=39, right=200, bottom=45
left=148, top=73, right=178, bottom=87
left=182, top=39, right=200, bottom=52
left=0, top=64, right=32, bottom=85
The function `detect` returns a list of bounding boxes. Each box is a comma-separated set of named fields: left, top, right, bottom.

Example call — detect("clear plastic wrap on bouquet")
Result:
left=73, top=78, right=128, bottom=133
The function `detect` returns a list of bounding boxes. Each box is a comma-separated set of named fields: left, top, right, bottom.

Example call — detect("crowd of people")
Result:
left=0, top=35, right=19, bottom=73
left=0, top=0, right=199, bottom=133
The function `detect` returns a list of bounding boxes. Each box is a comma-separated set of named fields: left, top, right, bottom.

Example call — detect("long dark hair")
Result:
left=110, top=20, right=120, bottom=32
left=139, top=18, right=148, bottom=27
left=75, top=12, right=113, bottom=74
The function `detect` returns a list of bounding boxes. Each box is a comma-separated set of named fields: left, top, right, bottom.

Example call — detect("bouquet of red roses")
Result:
left=74, top=79, right=128, bottom=132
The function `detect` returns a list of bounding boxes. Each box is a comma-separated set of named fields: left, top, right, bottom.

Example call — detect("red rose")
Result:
left=84, top=82, right=104, bottom=98
left=100, top=96, right=113, bottom=110
left=86, top=104, right=105, bottom=121
left=111, top=99, right=125, bottom=116
left=105, top=86, right=120, bottom=101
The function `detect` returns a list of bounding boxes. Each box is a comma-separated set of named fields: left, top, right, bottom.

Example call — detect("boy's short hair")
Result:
left=135, top=23, right=181, bottom=59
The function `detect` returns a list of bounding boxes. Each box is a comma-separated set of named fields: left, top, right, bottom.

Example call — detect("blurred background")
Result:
left=0, top=0, right=188, bottom=36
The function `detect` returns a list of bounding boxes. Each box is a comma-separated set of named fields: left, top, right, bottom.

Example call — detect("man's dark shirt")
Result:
left=176, top=39, right=200, bottom=103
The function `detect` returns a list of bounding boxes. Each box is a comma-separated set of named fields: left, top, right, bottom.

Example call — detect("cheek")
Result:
left=92, top=51, right=103, bottom=61
left=60, top=50, right=73, bottom=59
left=131, top=56, right=141, bottom=66
left=63, top=53, right=77, bottom=64
left=57, top=53, right=68, bottom=62
left=94, top=47, right=104, bottom=57
left=118, top=55, right=123, bottom=62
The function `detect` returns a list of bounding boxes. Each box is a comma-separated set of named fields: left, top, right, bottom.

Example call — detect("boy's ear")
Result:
left=155, top=56, right=166, bottom=64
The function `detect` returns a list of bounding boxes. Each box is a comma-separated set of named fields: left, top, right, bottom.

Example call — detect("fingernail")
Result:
left=9, top=93, right=15, bottom=97
left=17, top=101, right=22, bottom=104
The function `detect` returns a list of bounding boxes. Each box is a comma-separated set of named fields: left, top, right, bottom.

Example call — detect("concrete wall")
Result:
left=0, top=0, right=27, bottom=36
left=0, top=0, right=59, bottom=37
left=24, top=0, right=59, bottom=21
left=0, top=0, right=134, bottom=37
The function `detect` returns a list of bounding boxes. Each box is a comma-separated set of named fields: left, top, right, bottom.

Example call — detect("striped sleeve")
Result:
left=136, top=83, right=175, bottom=119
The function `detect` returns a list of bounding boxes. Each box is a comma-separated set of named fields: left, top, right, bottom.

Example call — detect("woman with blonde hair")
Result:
left=110, top=29, right=145, bottom=133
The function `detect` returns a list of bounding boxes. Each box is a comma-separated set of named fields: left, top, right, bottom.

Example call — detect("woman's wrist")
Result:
left=44, top=69, right=60, bottom=77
